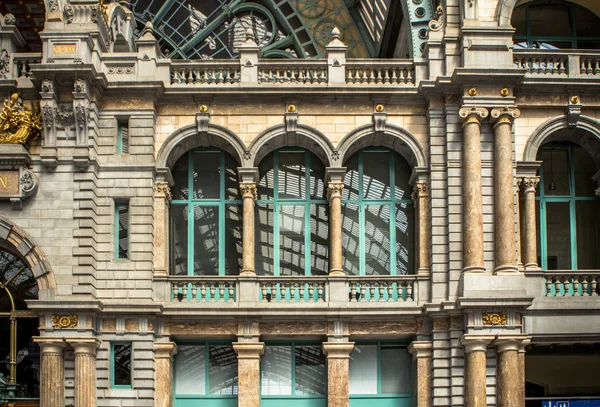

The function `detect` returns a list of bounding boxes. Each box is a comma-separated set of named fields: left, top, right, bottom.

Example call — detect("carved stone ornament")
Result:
left=240, top=183, right=258, bottom=200
left=459, top=106, right=488, bottom=125
left=74, top=79, right=87, bottom=94
left=521, top=177, right=539, bottom=193
left=41, top=79, right=54, bottom=94
left=373, top=111, right=387, bottom=133
left=327, top=183, right=344, bottom=200
left=52, top=314, right=78, bottom=329
left=428, top=2, right=446, bottom=32
left=0, top=94, right=42, bottom=144
left=482, top=311, right=507, bottom=326
left=47, top=0, right=59, bottom=13
left=413, top=182, right=429, bottom=199
left=64, top=5, right=74, bottom=23
left=154, top=182, right=172, bottom=201
left=196, top=111, right=210, bottom=133
left=491, top=106, right=520, bottom=125
left=285, top=111, right=298, bottom=136
left=331, top=150, right=340, bottom=162
left=0, top=50, right=9, bottom=80
left=567, top=96, right=582, bottom=128
left=3, top=13, right=16, bottom=25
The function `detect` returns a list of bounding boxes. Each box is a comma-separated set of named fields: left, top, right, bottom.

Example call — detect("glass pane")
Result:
left=117, top=205, right=129, bottom=259
left=381, top=346, right=410, bottom=394
left=512, top=6, right=526, bottom=37
left=541, top=149, right=570, bottom=196
left=170, top=205, right=188, bottom=275
left=225, top=204, right=243, bottom=275
left=532, top=41, right=571, bottom=49
left=343, top=154, right=360, bottom=200
left=258, top=153, right=275, bottom=200
left=225, top=153, right=240, bottom=200
left=576, top=6, right=600, bottom=37
left=175, top=345, right=206, bottom=395
left=261, top=346, right=292, bottom=395
left=193, top=206, right=219, bottom=275
left=573, top=147, right=597, bottom=196
left=545, top=202, right=572, bottom=269
left=578, top=40, right=600, bottom=49
left=396, top=203, right=413, bottom=275
left=280, top=205, right=305, bottom=276
left=256, top=203, right=275, bottom=275
left=0, top=251, right=38, bottom=312
left=309, top=153, right=326, bottom=200
left=193, top=151, right=220, bottom=199
left=363, top=151, right=391, bottom=199
left=209, top=346, right=238, bottom=395
left=576, top=200, right=600, bottom=269
left=172, top=153, right=189, bottom=200
left=278, top=151, right=306, bottom=199
left=529, top=5, right=571, bottom=37
left=311, top=204, right=329, bottom=275
left=113, top=344, right=132, bottom=386
left=349, top=345, right=377, bottom=394
left=365, top=205, right=392, bottom=275
left=394, top=154, right=412, bottom=200
left=295, top=346, right=326, bottom=395
left=342, top=203, right=361, bottom=276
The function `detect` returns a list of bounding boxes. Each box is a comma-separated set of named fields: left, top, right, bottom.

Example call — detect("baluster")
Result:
left=369, top=69, right=376, bottom=83
left=350, top=282, right=357, bottom=302
left=290, top=282, right=297, bottom=302
left=369, top=283, right=376, bottom=302
left=594, top=60, right=600, bottom=75
left=182, top=283, right=188, bottom=302
left=319, top=69, right=327, bottom=83
left=346, top=69, right=353, bottom=84
left=228, top=282, right=235, bottom=302
left=172, top=283, right=177, bottom=301
left=299, top=283, right=306, bottom=302
left=559, top=58, right=567, bottom=75
left=545, top=277, right=553, bottom=296
left=375, top=69, right=383, bottom=83
left=564, top=277, right=571, bottom=297
left=388, top=282, right=394, bottom=302
left=587, top=59, right=594, bottom=75
left=200, top=283, right=207, bottom=302
left=397, top=281, right=404, bottom=301
left=186, top=69, right=193, bottom=84
left=573, top=276, right=582, bottom=296
left=193, top=69, right=200, bottom=84
left=267, top=284, right=273, bottom=302
left=378, top=282, right=385, bottom=302
left=591, top=276, right=598, bottom=296
left=399, top=68, right=406, bottom=84
left=308, top=283, right=315, bottom=303
left=553, top=277, right=561, bottom=296
left=192, top=283, right=198, bottom=302
left=383, top=68, right=390, bottom=84
left=390, top=68, right=398, bottom=84
left=407, top=281, right=414, bottom=302
left=223, top=70, right=230, bottom=84
left=406, top=69, right=413, bottom=84
left=219, top=282, right=225, bottom=302
left=202, top=70, right=209, bottom=84
left=261, top=283, right=268, bottom=302
left=582, top=276, right=589, bottom=296
left=280, top=282, right=286, bottom=302
left=209, top=283, right=216, bottom=302
left=317, top=282, right=324, bottom=302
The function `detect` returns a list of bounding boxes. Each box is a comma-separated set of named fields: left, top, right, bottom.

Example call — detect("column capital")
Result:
left=461, top=335, right=494, bottom=353
left=327, top=182, right=344, bottom=200
left=408, top=341, right=432, bottom=358
left=154, top=181, right=172, bottom=202
left=490, top=106, right=521, bottom=127
left=33, top=336, right=67, bottom=354
left=518, top=338, right=531, bottom=354
left=412, top=182, right=429, bottom=199
left=322, top=342, right=355, bottom=359
left=66, top=338, right=101, bottom=355
left=233, top=342, right=265, bottom=359
left=155, top=342, right=178, bottom=359
left=240, top=182, right=258, bottom=200
left=238, top=167, right=259, bottom=184
left=459, top=106, right=489, bottom=126
left=521, top=177, right=540, bottom=193
left=494, top=337, right=527, bottom=353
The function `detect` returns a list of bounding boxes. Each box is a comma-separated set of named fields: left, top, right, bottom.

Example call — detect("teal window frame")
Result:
left=115, top=202, right=129, bottom=260
left=537, top=145, right=599, bottom=270
left=110, top=342, right=133, bottom=389
left=255, top=148, right=329, bottom=276
left=174, top=341, right=238, bottom=407
left=260, top=341, right=327, bottom=406
left=170, top=148, right=243, bottom=276
left=341, top=148, right=414, bottom=275
left=349, top=341, right=412, bottom=407
left=513, top=0, right=600, bottom=49
left=117, top=119, right=129, bottom=154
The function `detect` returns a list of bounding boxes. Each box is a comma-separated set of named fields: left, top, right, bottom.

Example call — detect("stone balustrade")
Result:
left=170, top=61, right=241, bottom=85
left=348, top=277, right=415, bottom=302
left=170, top=277, right=237, bottom=303
left=258, top=60, right=328, bottom=84
left=345, top=59, right=415, bottom=85
left=514, top=50, right=600, bottom=78
left=544, top=272, right=600, bottom=297
left=258, top=277, right=327, bottom=303
left=12, top=53, right=42, bottom=79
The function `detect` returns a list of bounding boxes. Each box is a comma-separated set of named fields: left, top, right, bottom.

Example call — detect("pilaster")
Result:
left=462, top=335, right=494, bottom=407
left=322, top=342, right=355, bottom=407
left=408, top=341, right=433, bottom=407
left=67, top=338, right=101, bottom=407
left=233, top=342, right=265, bottom=407
left=34, top=337, right=67, bottom=407
left=154, top=342, right=178, bottom=407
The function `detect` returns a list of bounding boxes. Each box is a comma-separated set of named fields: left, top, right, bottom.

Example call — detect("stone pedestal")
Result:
left=462, top=335, right=493, bottom=407
left=521, top=177, right=540, bottom=268
left=491, top=107, right=520, bottom=274
left=408, top=341, right=433, bottom=407
left=240, top=183, right=257, bottom=275
left=322, top=342, right=354, bottom=407
left=328, top=182, right=344, bottom=275
left=155, top=342, right=178, bottom=407
left=34, top=337, right=66, bottom=407
left=233, top=342, right=265, bottom=407
left=67, top=338, right=101, bottom=407
left=459, top=107, right=489, bottom=273
left=495, top=337, right=526, bottom=407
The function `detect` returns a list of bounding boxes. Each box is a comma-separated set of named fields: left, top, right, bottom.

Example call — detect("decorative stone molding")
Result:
left=461, top=335, right=494, bottom=353
left=64, top=5, right=74, bottom=23
left=372, top=111, right=387, bottom=133
left=428, top=2, right=445, bottom=32
left=0, top=145, right=39, bottom=209
left=521, top=177, right=539, bottom=193
left=106, top=65, right=134, bottom=75
left=52, top=314, right=78, bottom=328
left=47, top=0, right=60, bottom=13
left=482, top=311, right=508, bottom=326
left=491, top=106, right=520, bottom=127
left=285, top=110, right=298, bottom=136
left=154, top=182, right=172, bottom=201
left=567, top=96, right=582, bottom=127
left=3, top=13, right=16, bottom=25
left=412, top=182, right=428, bottom=200
left=327, top=183, right=344, bottom=200
left=233, top=342, right=265, bottom=359
left=322, top=342, right=355, bottom=359
left=408, top=341, right=433, bottom=358
left=459, top=106, right=488, bottom=125
left=196, top=111, right=210, bottom=133
left=0, top=94, right=42, bottom=144
left=0, top=49, right=9, bottom=79
left=240, top=183, right=258, bottom=200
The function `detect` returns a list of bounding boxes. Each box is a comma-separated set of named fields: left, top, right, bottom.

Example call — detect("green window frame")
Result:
left=110, top=342, right=132, bottom=389
left=260, top=342, right=327, bottom=407
left=115, top=202, right=129, bottom=260
left=513, top=0, right=600, bottom=49
left=117, top=119, right=129, bottom=154
left=255, top=149, right=329, bottom=276
left=341, top=148, right=414, bottom=276
left=349, top=342, right=412, bottom=407
left=170, top=149, right=243, bottom=277
left=537, top=145, right=600, bottom=270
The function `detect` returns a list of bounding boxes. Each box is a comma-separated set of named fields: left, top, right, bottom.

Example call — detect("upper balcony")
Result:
left=514, top=49, right=600, bottom=83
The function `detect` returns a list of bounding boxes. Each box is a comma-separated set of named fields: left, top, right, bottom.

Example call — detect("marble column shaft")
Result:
left=491, top=108, right=520, bottom=273
left=68, top=338, right=101, bottom=407
left=240, top=183, right=257, bottom=275
left=521, top=177, right=540, bottom=268
left=155, top=342, right=178, bottom=407
left=459, top=107, right=489, bottom=273
left=462, top=336, right=493, bottom=407
left=233, top=342, right=265, bottom=407
left=495, top=338, right=524, bottom=407
left=34, top=337, right=66, bottom=407
left=414, top=183, right=431, bottom=272
left=153, top=182, right=172, bottom=275
left=408, top=341, right=433, bottom=407
left=328, top=183, right=344, bottom=275
left=322, top=342, right=355, bottom=407
left=517, top=339, right=530, bottom=407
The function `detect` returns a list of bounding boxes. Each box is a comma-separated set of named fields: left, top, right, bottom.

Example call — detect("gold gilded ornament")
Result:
left=0, top=93, right=42, bottom=144
left=199, top=104, right=208, bottom=113
left=500, top=88, right=509, bottom=97
left=468, top=88, right=477, bottom=97
left=287, top=104, right=296, bottom=113
left=482, top=311, right=507, bottom=326
left=570, top=96, right=580, bottom=104
left=52, top=314, right=78, bottom=328
left=375, top=104, right=385, bottom=112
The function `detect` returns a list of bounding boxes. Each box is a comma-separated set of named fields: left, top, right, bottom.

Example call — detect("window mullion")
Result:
left=568, top=147, right=578, bottom=270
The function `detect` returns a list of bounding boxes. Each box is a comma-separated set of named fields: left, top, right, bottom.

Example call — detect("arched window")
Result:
left=341, top=149, right=414, bottom=275
left=536, top=143, right=600, bottom=269
left=255, top=149, right=328, bottom=276
left=170, top=149, right=243, bottom=276
left=513, top=0, right=600, bottom=49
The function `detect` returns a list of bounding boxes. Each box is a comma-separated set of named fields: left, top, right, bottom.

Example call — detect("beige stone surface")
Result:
left=349, top=320, right=417, bottom=336
left=155, top=342, right=178, bottom=407
left=465, top=350, right=487, bottom=407
left=323, top=342, right=354, bottom=407
left=497, top=349, right=520, bottom=407
left=260, top=322, right=327, bottom=335
left=102, top=318, right=116, bottom=332
left=165, top=321, right=238, bottom=335
left=233, top=342, right=264, bottom=407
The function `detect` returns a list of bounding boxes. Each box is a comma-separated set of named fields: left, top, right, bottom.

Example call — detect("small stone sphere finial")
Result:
left=245, top=27, right=254, bottom=41
left=331, top=26, right=341, bottom=41
left=145, top=21, right=153, bottom=31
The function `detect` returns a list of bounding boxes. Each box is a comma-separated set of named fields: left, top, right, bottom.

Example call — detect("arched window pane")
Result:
left=170, top=205, right=188, bottom=276
left=363, top=151, right=390, bottom=199
left=311, top=204, right=329, bottom=276
left=576, top=7, right=600, bottom=37
left=278, top=152, right=306, bottom=199
left=171, top=153, right=189, bottom=200
left=280, top=205, right=306, bottom=276
left=573, top=147, right=597, bottom=196
left=225, top=205, right=242, bottom=276
left=365, top=205, right=391, bottom=276
left=396, top=203, right=413, bottom=275
left=529, top=5, right=570, bottom=37
left=193, top=151, right=220, bottom=199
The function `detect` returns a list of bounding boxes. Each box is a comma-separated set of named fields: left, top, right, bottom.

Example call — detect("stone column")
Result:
left=155, top=342, right=178, bottom=407
left=68, top=338, right=101, bottom=407
left=153, top=182, right=172, bottom=275
left=462, top=335, right=493, bottom=407
left=240, top=183, right=258, bottom=276
left=491, top=107, right=521, bottom=273
left=414, top=182, right=431, bottom=273
left=34, top=337, right=66, bottom=407
left=328, top=182, right=344, bottom=275
left=233, top=342, right=265, bottom=407
left=459, top=107, right=489, bottom=273
left=322, top=342, right=355, bottom=407
left=521, top=177, right=540, bottom=269
left=495, top=337, right=525, bottom=407
left=518, top=338, right=530, bottom=407
left=516, top=180, right=523, bottom=268
left=408, top=341, right=433, bottom=407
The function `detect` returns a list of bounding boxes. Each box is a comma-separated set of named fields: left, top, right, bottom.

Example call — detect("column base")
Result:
left=329, top=269, right=344, bottom=276
left=240, top=270, right=256, bottom=276
left=493, top=264, right=519, bottom=274
left=462, top=265, right=487, bottom=274
left=524, top=263, right=540, bottom=270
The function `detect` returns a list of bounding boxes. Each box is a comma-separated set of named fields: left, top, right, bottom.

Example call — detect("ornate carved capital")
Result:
left=240, top=182, right=258, bottom=200
left=459, top=106, right=488, bottom=126
left=521, top=177, right=539, bottom=194
left=491, top=106, right=520, bottom=127
left=327, top=183, right=344, bottom=200
left=154, top=182, right=172, bottom=201
left=412, top=182, right=429, bottom=199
